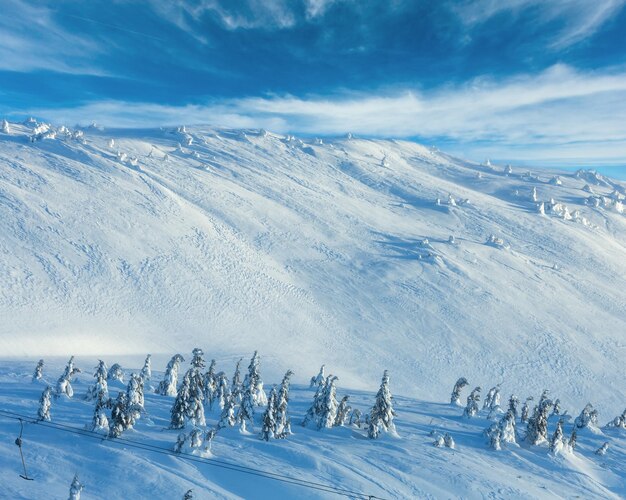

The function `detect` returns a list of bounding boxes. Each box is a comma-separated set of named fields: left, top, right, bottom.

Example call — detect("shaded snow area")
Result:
left=0, top=357, right=624, bottom=499
left=0, top=120, right=625, bottom=497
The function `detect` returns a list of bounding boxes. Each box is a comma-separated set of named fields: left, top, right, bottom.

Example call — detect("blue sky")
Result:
left=1, top=0, right=626, bottom=175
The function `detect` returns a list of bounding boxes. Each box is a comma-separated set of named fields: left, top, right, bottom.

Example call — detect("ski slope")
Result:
left=0, top=119, right=625, bottom=417
left=0, top=358, right=624, bottom=499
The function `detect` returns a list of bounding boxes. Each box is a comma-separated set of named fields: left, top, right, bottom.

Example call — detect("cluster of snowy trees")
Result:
left=450, top=379, right=623, bottom=456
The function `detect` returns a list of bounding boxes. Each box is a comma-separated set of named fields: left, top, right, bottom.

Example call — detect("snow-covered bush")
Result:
left=56, top=356, right=81, bottom=398
left=574, top=403, right=599, bottom=429
left=107, top=363, right=124, bottom=383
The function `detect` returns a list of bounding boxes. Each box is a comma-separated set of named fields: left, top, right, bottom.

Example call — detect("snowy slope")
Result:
left=0, top=120, right=625, bottom=419
left=0, top=358, right=624, bottom=499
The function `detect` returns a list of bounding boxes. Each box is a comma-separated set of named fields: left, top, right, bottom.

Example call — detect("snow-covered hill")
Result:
left=0, top=119, right=625, bottom=416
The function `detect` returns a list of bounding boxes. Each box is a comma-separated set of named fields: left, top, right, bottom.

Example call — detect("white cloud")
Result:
left=19, top=65, right=626, bottom=166
left=453, top=0, right=626, bottom=49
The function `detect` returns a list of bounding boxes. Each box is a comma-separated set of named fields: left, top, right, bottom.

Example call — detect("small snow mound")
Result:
left=550, top=175, right=562, bottom=185
left=486, top=234, right=507, bottom=248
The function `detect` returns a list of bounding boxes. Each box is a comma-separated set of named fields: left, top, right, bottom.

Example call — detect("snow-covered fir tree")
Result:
left=170, top=372, right=192, bottom=429
left=91, top=394, right=109, bottom=431
left=68, top=474, right=83, bottom=500
left=156, top=354, right=185, bottom=396
left=56, top=356, right=81, bottom=398
left=302, top=373, right=330, bottom=428
left=484, top=385, right=501, bottom=410
left=217, top=393, right=237, bottom=429
left=552, top=398, right=562, bottom=416
left=107, top=363, right=124, bottom=383
left=508, top=395, right=519, bottom=420
left=526, top=397, right=553, bottom=445
left=549, top=419, right=565, bottom=454
left=499, top=409, right=517, bottom=444
left=595, top=442, right=609, bottom=455
left=274, top=370, right=293, bottom=438
left=450, top=377, right=468, bottom=405
left=38, top=386, right=52, bottom=421
left=236, top=378, right=256, bottom=432
left=310, top=365, right=326, bottom=389
left=32, top=359, right=44, bottom=382
left=260, top=387, right=278, bottom=441
left=1, top=119, right=10, bottom=134
left=203, top=359, right=217, bottom=410
left=108, top=392, right=134, bottom=438
left=320, top=376, right=339, bottom=430
left=242, top=351, right=267, bottom=407
left=569, top=429, right=578, bottom=451
left=86, top=360, right=109, bottom=402
left=521, top=396, right=533, bottom=423
left=231, top=358, right=243, bottom=403
left=335, top=395, right=352, bottom=427
left=184, top=348, right=206, bottom=426
left=574, top=403, right=599, bottom=429
left=349, top=408, right=362, bottom=428
left=368, top=370, right=396, bottom=439
left=463, top=387, right=481, bottom=418
left=125, top=373, right=145, bottom=424
left=140, top=354, right=152, bottom=381
left=605, top=408, right=626, bottom=429
left=215, top=371, right=230, bottom=410
left=485, top=422, right=502, bottom=450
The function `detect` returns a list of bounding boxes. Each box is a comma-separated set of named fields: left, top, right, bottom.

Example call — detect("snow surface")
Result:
left=0, top=120, right=625, bottom=497
left=0, top=358, right=624, bottom=499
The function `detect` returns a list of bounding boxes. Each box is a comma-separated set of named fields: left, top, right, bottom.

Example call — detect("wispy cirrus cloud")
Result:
left=453, top=0, right=626, bottom=49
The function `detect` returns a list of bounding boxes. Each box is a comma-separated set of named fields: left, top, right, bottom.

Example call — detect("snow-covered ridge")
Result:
left=0, top=119, right=625, bottom=419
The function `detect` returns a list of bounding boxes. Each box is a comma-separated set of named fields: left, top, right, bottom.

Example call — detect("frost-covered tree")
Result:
left=521, top=396, right=533, bottom=423
left=595, top=442, right=609, bottom=456
left=236, top=382, right=256, bottom=432
left=140, top=354, right=152, bottom=381
left=156, top=354, right=185, bottom=396
left=574, top=403, right=599, bottom=429
left=484, top=385, right=500, bottom=410
left=174, top=433, right=187, bottom=453
left=260, top=387, right=278, bottom=441
left=463, top=387, right=481, bottom=418
left=274, top=370, right=293, bottom=438
left=183, top=489, right=193, bottom=500
left=302, top=373, right=329, bottom=428
left=126, top=373, right=145, bottom=424
left=349, top=409, right=362, bottom=428
left=335, top=395, right=352, bottom=427
left=215, top=372, right=230, bottom=410
left=526, top=397, right=553, bottom=445
left=242, top=351, right=267, bottom=407
left=231, top=358, right=243, bottom=403
left=605, top=408, right=626, bottom=429
left=203, top=360, right=217, bottom=410
left=485, top=423, right=502, bottom=450
left=531, top=186, right=538, bottom=202
left=107, top=363, right=124, bottom=383
left=508, top=395, right=519, bottom=420
left=310, top=365, right=326, bottom=389
left=91, top=394, right=109, bottom=431
left=217, top=394, right=237, bottom=429
left=549, top=419, right=565, bottom=454
left=56, top=356, right=81, bottom=398
left=569, top=429, right=578, bottom=451
left=170, top=367, right=205, bottom=429
left=320, top=376, right=339, bottom=430
left=32, top=359, right=44, bottom=382
left=450, top=377, right=468, bottom=405
left=108, top=391, right=137, bottom=438
left=68, top=474, right=83, bottom=500
left=38, top=386, right=52, bottom=421
left=500, top=410, right=517, bottom=444
left=552, top=398, right=562, bottom=416
left=1, top=119, right=10, bottom=134
left=368, top=370, right=396, bottom=439
left=86, top=360, right=109, bottom=402
left=444, top=433, right=455, bottom=449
